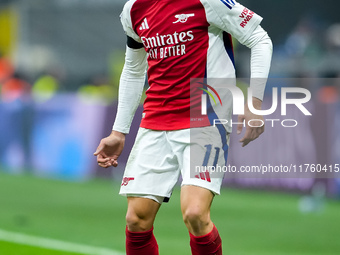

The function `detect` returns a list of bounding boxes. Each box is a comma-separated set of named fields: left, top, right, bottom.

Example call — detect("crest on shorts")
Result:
left=121, top=177, right=135, bottom=186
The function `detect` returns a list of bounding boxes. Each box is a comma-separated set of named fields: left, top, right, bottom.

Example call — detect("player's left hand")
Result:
left=237, top=97, right=265, bottom=147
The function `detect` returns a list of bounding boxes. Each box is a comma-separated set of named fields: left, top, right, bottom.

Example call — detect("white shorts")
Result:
left=119, top=126, right=230, bottom=204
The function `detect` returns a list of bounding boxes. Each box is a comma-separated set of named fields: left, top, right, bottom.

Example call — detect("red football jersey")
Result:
left=120, top=0, right=262, bottom=131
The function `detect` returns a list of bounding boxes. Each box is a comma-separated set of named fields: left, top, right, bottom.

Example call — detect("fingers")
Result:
left=97, top=158, right=117, bottom=168
left=237, top=115, right=245, bottom=135
left=240, top=136, right=254, bottom=147
left=112, top=160, right=118, bottom=167
left=93, top=143, right=104, bottom=156
left=96, top=154, right=110, bottom=168
left=111, top=156, right=119, bottom=167
left=98, top=162, right=110, bottom=168
left=97, top=155, right=111, bottom=164
left=96, top=153, right=119, bottom=168
left=239, top=126, right=264, bottom=147
left=239, top=128, right=252, bottom=147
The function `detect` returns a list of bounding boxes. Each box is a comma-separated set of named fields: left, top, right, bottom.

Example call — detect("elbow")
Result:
left=260, top=30, right=273, bottom=52
left=122, top=62, right=147, bottom=78
left=252, top=33, right=273, bottom=55
left=266, top=36, right=273, bottom=53
left=121, top=66, right=146, bottom=80
left=124, top=68, right=146, bottom=78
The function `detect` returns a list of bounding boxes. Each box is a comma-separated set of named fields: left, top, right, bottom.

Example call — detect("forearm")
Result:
left=112, top=46, right=147, bottom=134
left=243, top=25, right=273, bottom=101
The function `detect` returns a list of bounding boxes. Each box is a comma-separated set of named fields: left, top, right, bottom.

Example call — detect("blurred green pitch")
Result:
left=0, top=171, right=339, bottom=255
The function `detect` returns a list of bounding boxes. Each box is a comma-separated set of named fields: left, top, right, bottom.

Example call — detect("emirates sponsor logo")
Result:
left=141, top=30, right=195, bottom=60
left=141, top=31, right=194, bottom=49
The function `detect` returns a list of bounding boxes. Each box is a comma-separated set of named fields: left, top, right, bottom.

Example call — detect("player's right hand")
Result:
left=94, top=131, right=126, bottom=168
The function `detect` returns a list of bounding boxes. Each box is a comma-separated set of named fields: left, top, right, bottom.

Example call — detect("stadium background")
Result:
left=0, top=0, right=340, bottom=254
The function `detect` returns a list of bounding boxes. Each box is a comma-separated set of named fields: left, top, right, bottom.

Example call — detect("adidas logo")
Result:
left=139, top=18, right=149, bottom=31
left=195, top=172, right=211, bottom=183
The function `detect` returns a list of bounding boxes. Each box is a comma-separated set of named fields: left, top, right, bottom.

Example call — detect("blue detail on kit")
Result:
left=206, top=95, right=229, bottom=164
left=203, top=145, right=212, bottom=166
left=223, top=32, right=235, bottom=68
left=220, top=0, right=236, bottom=9
left=203, top=69, right=229, bottom=165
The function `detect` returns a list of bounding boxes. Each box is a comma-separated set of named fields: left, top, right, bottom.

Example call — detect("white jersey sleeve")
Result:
left=120, top=0, right=142, bottom=43
left=112, top=46, right=147, bottom=134
left=201, top=0, right=263, bottom=45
